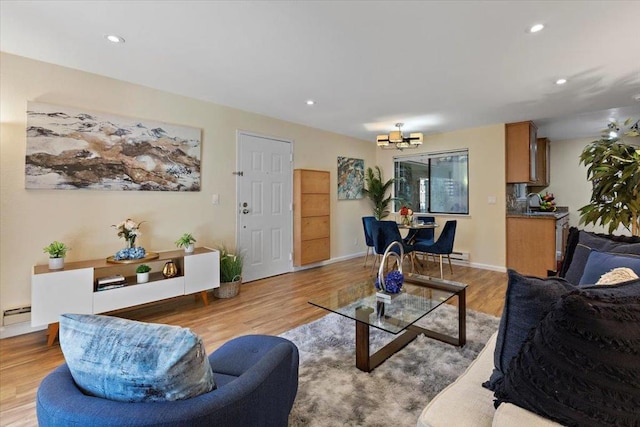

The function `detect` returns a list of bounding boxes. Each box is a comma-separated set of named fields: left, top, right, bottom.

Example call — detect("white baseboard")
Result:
left=292, top=251, right=366, bottom=272
left=0, top=322, right=46, bottom=339
left=294, top=251, right=506, bottom=273
left=0, top=252, right=504, bottom=339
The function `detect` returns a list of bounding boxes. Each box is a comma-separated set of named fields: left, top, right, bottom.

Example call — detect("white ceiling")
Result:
left=1, top=1, right=639, bottom=142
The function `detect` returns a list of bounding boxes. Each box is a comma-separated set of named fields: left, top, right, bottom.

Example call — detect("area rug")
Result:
left=281, top=304, right=500, bottom=427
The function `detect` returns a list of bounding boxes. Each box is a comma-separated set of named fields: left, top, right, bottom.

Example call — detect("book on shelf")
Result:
left=97, top=275, right=125, bottom=285
left=96, top=281, right=127, bottom=291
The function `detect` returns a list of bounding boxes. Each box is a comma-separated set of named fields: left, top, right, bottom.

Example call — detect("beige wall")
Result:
left=546, top=136, right=638, bottom=236
left=0, top=53, right=376, bottom=316
left=1, top=53, right=510, bottom=333
left=376, top=124, right=507, bottom=270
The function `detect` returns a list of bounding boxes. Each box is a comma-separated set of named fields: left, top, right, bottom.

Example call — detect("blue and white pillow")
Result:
left=59, top=313, right=215, bottom=402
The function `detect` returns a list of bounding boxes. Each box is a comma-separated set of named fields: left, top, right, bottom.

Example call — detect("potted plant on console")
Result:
left=135, top=264, right=151, bottom=284
left=43, top=241, right=69, bottom=270
left=175, top=233, right=197, bottom=253
left=214, top=246, right=243, bottom=299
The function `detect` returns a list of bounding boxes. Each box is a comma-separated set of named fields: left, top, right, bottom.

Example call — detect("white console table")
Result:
left=31, top=247, right=220, bottom=346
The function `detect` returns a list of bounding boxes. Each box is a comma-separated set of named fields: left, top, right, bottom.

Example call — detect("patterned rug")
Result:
left=282, top=303, right=499, bottom=426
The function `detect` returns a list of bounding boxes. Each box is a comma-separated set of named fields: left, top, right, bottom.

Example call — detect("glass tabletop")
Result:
left=308, top=274, right=466, bottom=334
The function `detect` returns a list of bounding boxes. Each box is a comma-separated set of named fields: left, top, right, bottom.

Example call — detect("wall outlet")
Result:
left=212, top=194, right=220, bottom=205
left=353, top=237, right=358, bottom=246
left=487, top=195, right=497, bottom=204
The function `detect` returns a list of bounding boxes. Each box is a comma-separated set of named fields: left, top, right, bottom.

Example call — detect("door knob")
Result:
left=242, top=209, right=250, bottom=214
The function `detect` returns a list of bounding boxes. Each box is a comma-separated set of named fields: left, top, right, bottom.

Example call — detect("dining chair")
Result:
left=414, top=220, right=457, bottom=279
left=370, top=220, right=416, bottom=274
left=362, top=216, right=376, bottom=267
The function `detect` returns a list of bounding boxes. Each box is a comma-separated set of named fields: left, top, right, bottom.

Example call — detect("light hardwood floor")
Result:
left=0, top=257, right=507, bottom=426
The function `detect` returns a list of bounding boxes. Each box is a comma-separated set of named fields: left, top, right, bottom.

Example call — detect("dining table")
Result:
left=398, top=222, right=439, bottom=243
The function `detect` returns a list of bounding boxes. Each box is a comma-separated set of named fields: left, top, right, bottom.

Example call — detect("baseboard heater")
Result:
left=2, top=306, right=31, bottom=326
left=449, top=251, right=470, bottom=262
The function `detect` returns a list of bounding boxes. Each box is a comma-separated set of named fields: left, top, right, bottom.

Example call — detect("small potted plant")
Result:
left=135, top=264, right=151, bottom=283
left=43, top=241, right=69, bottom=270
left=175, top=233, right=197, bottom=253
left=214, top=246, right=243, bottom=298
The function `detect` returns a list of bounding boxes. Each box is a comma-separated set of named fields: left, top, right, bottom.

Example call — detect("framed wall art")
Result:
left=25, top=102, right=201, bottom=191
left=337, top=156, right=364, bottom=200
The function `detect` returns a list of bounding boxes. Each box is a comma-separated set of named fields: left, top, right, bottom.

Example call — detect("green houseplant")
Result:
left=175, top=233, right=197, bottom=253
left=135, top=264, right=151, bottom=283
left=214, top=246, right=244, bottom=299
left=362, top=166, right=395, bottom=220
left=579, top=118, right=640, bottom=236
left=43, top=241, right=69, bottom=270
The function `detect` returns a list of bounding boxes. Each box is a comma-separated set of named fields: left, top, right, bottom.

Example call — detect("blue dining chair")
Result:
left=362, top=216, right=376, bottom=267
left=370, top=220, right=416, bottom=274
left=414, top=220, right=457, bottom=278
left=404, top=215, right=436, bottom=246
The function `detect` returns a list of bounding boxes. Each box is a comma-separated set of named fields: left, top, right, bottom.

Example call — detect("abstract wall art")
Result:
left=337, top=156, right=364, bottom=200
left=25, top=102, right=201, bottom=191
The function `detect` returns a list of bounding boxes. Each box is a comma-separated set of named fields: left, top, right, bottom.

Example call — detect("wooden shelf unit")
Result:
left=294, top=169, right=330, bottom=266
left=31, top=247, right=219, bottom=345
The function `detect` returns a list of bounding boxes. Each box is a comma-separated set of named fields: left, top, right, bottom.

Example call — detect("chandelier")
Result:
left=376, top=123, right=423, bottom=150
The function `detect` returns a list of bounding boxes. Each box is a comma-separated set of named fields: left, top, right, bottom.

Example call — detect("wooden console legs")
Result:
left=47, top=322, right=59, bottom=347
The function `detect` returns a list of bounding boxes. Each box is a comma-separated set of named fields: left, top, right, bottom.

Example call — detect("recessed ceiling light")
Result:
left=555, top=78, right=567, bottom=85
left=306, top=100, right=315, bottom=106
left=105, top=34, right=125, bottom=43
left=528, top=24, right=545, bottom=33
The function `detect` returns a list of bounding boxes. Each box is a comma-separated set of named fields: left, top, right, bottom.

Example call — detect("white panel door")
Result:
left=237, top=133, right=293, bottom=282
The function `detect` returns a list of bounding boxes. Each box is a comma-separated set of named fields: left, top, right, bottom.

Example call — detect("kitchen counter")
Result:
left=506, top=211, right=569, bottom=220
left=506, top=206, right=569, bottom=220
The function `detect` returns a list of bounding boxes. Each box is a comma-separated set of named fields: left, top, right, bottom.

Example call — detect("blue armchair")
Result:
left=37, top=335, right=299, bottom=427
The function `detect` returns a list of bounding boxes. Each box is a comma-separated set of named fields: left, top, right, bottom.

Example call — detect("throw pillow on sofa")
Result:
left=59, top=313, right=215, bottom=402
left=579, top=250, right=640, bottom=285
left=563, top=230, right=640, bottom=284
left=483, top=270, right=576, bottom=390
left=493, top=279, right=640, bottom=427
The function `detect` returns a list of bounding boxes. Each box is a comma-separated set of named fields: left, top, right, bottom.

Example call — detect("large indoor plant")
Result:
left=362, top=166, right=395, bottom=220
left=214, top=246, right=244, bottom=298
left=578, top=119, right=640, bottom=236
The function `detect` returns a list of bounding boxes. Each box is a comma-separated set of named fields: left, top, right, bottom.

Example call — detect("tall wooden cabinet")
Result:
left=294, top=169, right=330, bottom=266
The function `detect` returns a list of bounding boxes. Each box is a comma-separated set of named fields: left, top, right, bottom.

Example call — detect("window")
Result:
left=394, top=150, right=469, bottom=214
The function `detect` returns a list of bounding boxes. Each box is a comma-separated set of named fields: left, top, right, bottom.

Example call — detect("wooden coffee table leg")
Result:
left=458, top=286, right=466, bottom=346
left=355, top=320, right=371, bottom=372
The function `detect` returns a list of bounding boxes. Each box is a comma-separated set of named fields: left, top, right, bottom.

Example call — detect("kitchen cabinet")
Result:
left=506, top=121, right=537, bottom=183
left=531, top=137, right=550, bottom=187
left=294, top=169, right=330, bottom=266
left=506, top=216, right=556, bottom=277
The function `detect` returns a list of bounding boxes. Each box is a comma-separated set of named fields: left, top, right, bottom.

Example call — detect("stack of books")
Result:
left=96, top=275, right=127, bottom=291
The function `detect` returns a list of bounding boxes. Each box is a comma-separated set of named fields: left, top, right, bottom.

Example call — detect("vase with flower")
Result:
left=399, top=206, right=413, bottom=226
left=111, top=218, right=147, bottom=260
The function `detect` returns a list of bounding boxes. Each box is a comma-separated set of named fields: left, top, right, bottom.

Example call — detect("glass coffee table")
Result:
left=308, top=273, right=467, bottom=372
